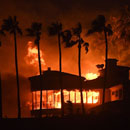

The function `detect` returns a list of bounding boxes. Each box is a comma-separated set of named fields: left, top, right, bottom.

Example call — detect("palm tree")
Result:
left=48, top=22, right=65, bottom=116
left=2, top=16, right=22, bottom=118
left=0, top=29, right=5, bottom=119
left=26, top=22, right=43, bottom=117
left=0, top=29, right=5, bottom=46
left=87, top=15, right=113, bottom=105
left=64, top=23, right=89, bottom=115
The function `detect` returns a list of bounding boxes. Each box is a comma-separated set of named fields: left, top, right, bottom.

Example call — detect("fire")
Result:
left=32, top=89, right=100, bottom=110
left=85, top=73, right=99, bottom=80
left=25, top=41, right=45, bottom=68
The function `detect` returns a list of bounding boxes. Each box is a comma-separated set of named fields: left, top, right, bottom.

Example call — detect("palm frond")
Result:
left=48, top=22, right=62, bottom=36
left=61, top=30, right=72, bottom=43
left=26, top=28, right=35, bottom=37
left=83, top=42, right=89, bottom=53
left=2, top=16, right=22, bottom=35
left=0, top=29, right=5, bottom=36
left=72, top=22, right=82, bottom=36
left=106, top=24, right=113, bottom=36
left=65, top=40, right=78, bottom=48
left=87, top=15, right=106, bottom=35
left=26, top=22, right=42, bottom=37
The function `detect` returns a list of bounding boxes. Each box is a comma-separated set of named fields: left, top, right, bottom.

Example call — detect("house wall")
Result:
left=109, top=84, right=123, bottom=101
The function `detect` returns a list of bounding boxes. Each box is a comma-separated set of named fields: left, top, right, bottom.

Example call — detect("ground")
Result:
left=0, top=101, right=130, bottom=130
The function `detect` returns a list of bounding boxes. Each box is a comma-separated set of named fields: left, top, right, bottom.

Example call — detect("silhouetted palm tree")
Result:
left=48, top=22, right=65, bottom=116
left=87, top=15, right=113, bottom=105
left=65, top=23, right=89, bottom=115
left=26, top=22, right=43, bottom=117
left=0, top=29, right=5, bottom=46
left=0, top=29, right=5, bottom=119
left=2, top=16, right=22, bottom=118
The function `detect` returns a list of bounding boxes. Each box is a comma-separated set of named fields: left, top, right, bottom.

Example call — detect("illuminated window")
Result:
left=63, top=90, right=69, bottom=103
left=47, top=90, right=54, bottom=109
left=32, top=91, right=40, bottom=110
left=54, top=90, right=61, bottom=108
left=83, top=91, right=87, bottom=103
left=70, top=91, right=75, bottom=103
left=87, top=90, right=99, bottom=104
left=76, top=90, right=81, bottom=103
left=42, top=91, right=46, bottom=109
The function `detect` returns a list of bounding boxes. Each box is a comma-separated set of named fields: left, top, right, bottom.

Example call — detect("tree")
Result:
left=26, top=22, right=43, bottom=117
left=0, top=29, right=5, bottom=119
left=48, top=22, right=65, bottom=116
left=64, top=23, right=89, bottom=115
left=0, top=30, right=5, bottom=46
left=2, top=16, right=22, bottom=118
left=87, top=15, right=113, bottom=105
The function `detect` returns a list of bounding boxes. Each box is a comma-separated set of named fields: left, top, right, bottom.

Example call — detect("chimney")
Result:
left=99, top=59, right=118, bottom=77
left=107, top=59, right=118, bottom=68
left=48, top=67, right=51, bottom=71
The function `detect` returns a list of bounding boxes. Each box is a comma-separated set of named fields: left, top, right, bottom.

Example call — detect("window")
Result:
left=115, top=91, right=118, bottom=97
left=76, top=90, right=81, bottom=103
left=112, top=91, right=115, bottom=95
left=119, top=89, right=123, bottom=99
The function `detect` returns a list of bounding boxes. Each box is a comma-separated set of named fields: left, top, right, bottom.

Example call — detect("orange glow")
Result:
left=32, top=89, right=100, bottom=110
left=85, top=73, right=99, bottom=80
left=25, top=41, right=45, bottom=68
left=87, top=90, right=99, bottom=104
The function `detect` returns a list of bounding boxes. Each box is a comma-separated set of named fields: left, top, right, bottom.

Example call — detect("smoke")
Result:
left=1, top=73, right=31, bottom=118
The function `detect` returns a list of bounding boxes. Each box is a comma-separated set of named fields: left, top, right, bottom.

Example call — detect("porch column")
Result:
left=32, top=92, right=34, bottom=110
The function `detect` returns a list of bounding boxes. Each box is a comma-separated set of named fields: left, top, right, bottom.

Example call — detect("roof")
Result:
left=29, top=70, right=86, bottom=91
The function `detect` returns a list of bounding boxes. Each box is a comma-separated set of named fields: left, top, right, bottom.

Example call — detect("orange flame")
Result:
left=85, top=73, right=99, bottom=80
left=32, top=89, right=100, bottom=110
left=25, top=41, right=45, bottom=68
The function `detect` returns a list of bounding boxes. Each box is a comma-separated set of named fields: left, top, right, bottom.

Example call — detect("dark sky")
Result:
left=0, top=0, right=130, bottom=118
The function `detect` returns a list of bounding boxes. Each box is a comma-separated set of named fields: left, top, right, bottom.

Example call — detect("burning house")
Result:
left=29, top=59, right=130, bottom=117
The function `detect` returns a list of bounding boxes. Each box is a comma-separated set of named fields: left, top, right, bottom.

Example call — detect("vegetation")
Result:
left=64, top=23, right=89, bottom=114
left=1, top=16, right=22, bottom=118
left=26, top=22, right=43, bottom=117
left=87, top=15, right=113, bottom=105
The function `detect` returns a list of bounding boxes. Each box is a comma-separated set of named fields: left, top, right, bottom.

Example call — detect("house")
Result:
left=29, top=59, right=130, bottom=117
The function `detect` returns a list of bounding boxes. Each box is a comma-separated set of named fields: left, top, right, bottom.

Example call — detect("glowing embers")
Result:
left=85, top=73, right=99, bottom=80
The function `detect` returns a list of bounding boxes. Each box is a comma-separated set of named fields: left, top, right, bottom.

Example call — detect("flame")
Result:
left=25, top=41, right=45, bottom=68
left=85, top=73, right=99, bottom=80
left=32, top=89, right=100, bottom=110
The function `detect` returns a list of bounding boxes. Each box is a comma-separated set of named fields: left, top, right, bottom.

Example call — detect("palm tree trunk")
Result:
left=58, top=32, right=64, bottom=117
left=78, top=37, right=85, bottom=115
left=102, top=30, right=108, bottom=105
left=14, top=31, right=21, bottom=118
left=0, top=73, right=2, bottom=119
left=37, top=42, right=42, bottom=117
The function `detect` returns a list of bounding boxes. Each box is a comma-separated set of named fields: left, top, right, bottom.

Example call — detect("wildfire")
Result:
left=85, top=73, right=99, bottom=80
left=25, top=41, right=45, bottom=68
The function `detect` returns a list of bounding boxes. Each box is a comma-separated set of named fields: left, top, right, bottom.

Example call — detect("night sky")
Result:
left=0, top=0, right=130, bottom=117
